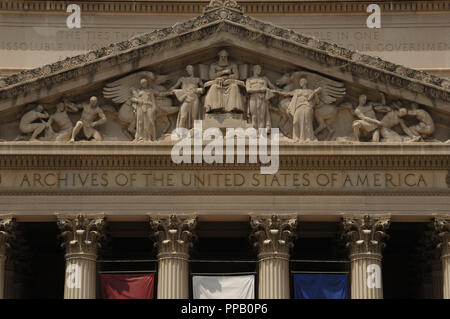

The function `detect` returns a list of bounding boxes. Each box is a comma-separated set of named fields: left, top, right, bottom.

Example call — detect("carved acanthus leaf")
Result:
left=433, top=216, right=450, bottom=256
left=57, top=214, right=106, bottom=255
left=342, top=214, right=391, bottom=256
left=0, top=216, right=17, bottom=255
left=250, top=214, right=298, bottom=255
left=149, top=214, right=197, bottom=255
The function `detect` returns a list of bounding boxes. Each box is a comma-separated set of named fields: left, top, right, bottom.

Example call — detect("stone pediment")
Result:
left=0, top=0, right=449, bottom=143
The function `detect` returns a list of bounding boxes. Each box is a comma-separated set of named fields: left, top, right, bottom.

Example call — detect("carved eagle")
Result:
left=102, top=71, right=170, bottom=107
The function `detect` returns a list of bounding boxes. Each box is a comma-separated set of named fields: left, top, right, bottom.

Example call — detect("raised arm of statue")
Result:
left=62, top=99, right=80, bottom=112
left=308, top=87, right=322, bottom=101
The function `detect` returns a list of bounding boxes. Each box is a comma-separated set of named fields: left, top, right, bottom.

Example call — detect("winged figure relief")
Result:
left=275, top=71, right=347, bottom=140
left=103, top=71, right=178, bottom=140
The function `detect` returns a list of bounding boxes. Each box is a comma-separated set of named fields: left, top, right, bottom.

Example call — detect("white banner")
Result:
left=192, top=275, right=255, bottom=299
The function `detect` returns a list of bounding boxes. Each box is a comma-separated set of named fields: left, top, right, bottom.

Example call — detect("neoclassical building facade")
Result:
left=0, top=0, right=449, bottom=299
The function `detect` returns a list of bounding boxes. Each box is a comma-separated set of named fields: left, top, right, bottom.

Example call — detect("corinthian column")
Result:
left=57, top=214, right=105, bottom=299
left=149, top=214, right=197, bottom=299
left=342, top=214, right=390, bottom=299
left=250, top=214, right=298, bottom=299
left=0, top=215, right=16, bottom=299
left=433, top=216, right=450, bottom=299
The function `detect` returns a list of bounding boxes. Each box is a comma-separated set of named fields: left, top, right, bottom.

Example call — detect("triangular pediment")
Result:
left=0, top=1, right=449, bottom=142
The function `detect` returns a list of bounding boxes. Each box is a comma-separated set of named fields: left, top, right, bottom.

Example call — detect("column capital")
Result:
left=341, top=214, right=391, bottom=260
left=250, top=214, right=298, bottom=259
left=149, top=214, right=197, bottom=258
left=56, top=213, right=106, bottom=258
left=433, top=215, right=450, bottom=258
left=0, top=215, right=16, bottom=256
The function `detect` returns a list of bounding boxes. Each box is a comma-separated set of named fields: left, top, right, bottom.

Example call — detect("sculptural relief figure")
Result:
left=103, top=71, right=178, bottom=140
left=131, top=78, right=159, bottom=141
left=275, top=71, right=346, bottom=140
left=19, top=104, right=49, bottom=141
left=374, top=103, right=421, bottom=142
left=70, top=96, right=107, bottom=142
left=280, top=78, right=322, bottom=141
left=169, top=65, right=204, bottom=130
left=43, top=100, right=78, bottom=141
left=245, top=65, right=277, bottom=130
left=204, top=49, right=245, bottom=113
left=407, top=103, right=435, bottom=139
left=352, top=95, right=383, bottom=142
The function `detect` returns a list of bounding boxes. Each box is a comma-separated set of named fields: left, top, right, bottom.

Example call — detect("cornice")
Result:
left=1, top=141, right=450, bottom=154
left=0, top=10, right=448, bottom=109
left=0, top=1, right=449, bottom=15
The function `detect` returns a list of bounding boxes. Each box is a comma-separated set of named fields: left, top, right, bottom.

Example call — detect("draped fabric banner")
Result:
left=192, top=275, right=255, bottom=299
left=293, top=274, right=348, bottom=299
left=100, top=273, right=155, bottom=299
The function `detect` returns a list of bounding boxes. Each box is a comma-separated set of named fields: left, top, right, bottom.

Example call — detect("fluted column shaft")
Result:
left=149, top=214, right=197, bottom=299
left=57, top=214, right=105, bottom=299
left=63, top=251, right=97, bottom=299
left=0, top=216, right=15, bottom=299
left=443, top=252, right=450, bottom=298
left=0, top=247, right=5, bottom=299
left=157, top=249, right=190, bottom=299
left=349, top=252, right=383, bottom=299
left=258, top=251, right=290, bottom=299
left=434, top=216, right=450, bottom=299
left=250, top=214, right=298, bottom=299
left=431, top=259, right=443, bottom=299
left=342, top=214, right=390, bottom=299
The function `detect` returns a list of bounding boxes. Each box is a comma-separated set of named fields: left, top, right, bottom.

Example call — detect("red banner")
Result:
left=100, top=273, right=155, bottom=299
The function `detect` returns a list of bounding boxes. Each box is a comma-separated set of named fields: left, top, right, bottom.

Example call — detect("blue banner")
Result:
left=293, top=274, right=348, bottom=299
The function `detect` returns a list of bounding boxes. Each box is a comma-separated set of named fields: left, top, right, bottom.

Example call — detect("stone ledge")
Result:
left=0, top=141, right=449, bottom=156
left=0, top=1, right=449, bottom=15
left=1, top=194, right=449, bottom=222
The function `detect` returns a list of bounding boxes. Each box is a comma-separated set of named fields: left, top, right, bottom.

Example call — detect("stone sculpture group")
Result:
left=18, top=48, right=435, bottom=143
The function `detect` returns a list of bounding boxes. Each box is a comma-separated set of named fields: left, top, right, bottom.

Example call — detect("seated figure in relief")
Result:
left=375, top=102, right=421, bottom=142
left=70, top=96, right=107, bottom=142
left=204, top=49, right=245, bottom=113
left=407, top=103, right=435, bottom=140
left=19, top=104, right=49, bottom=141
left=352, top=94, right=384, bottom=142
left=42, top=100, right=79, bottom=141
left=169, top=65, right=204, bottom=130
